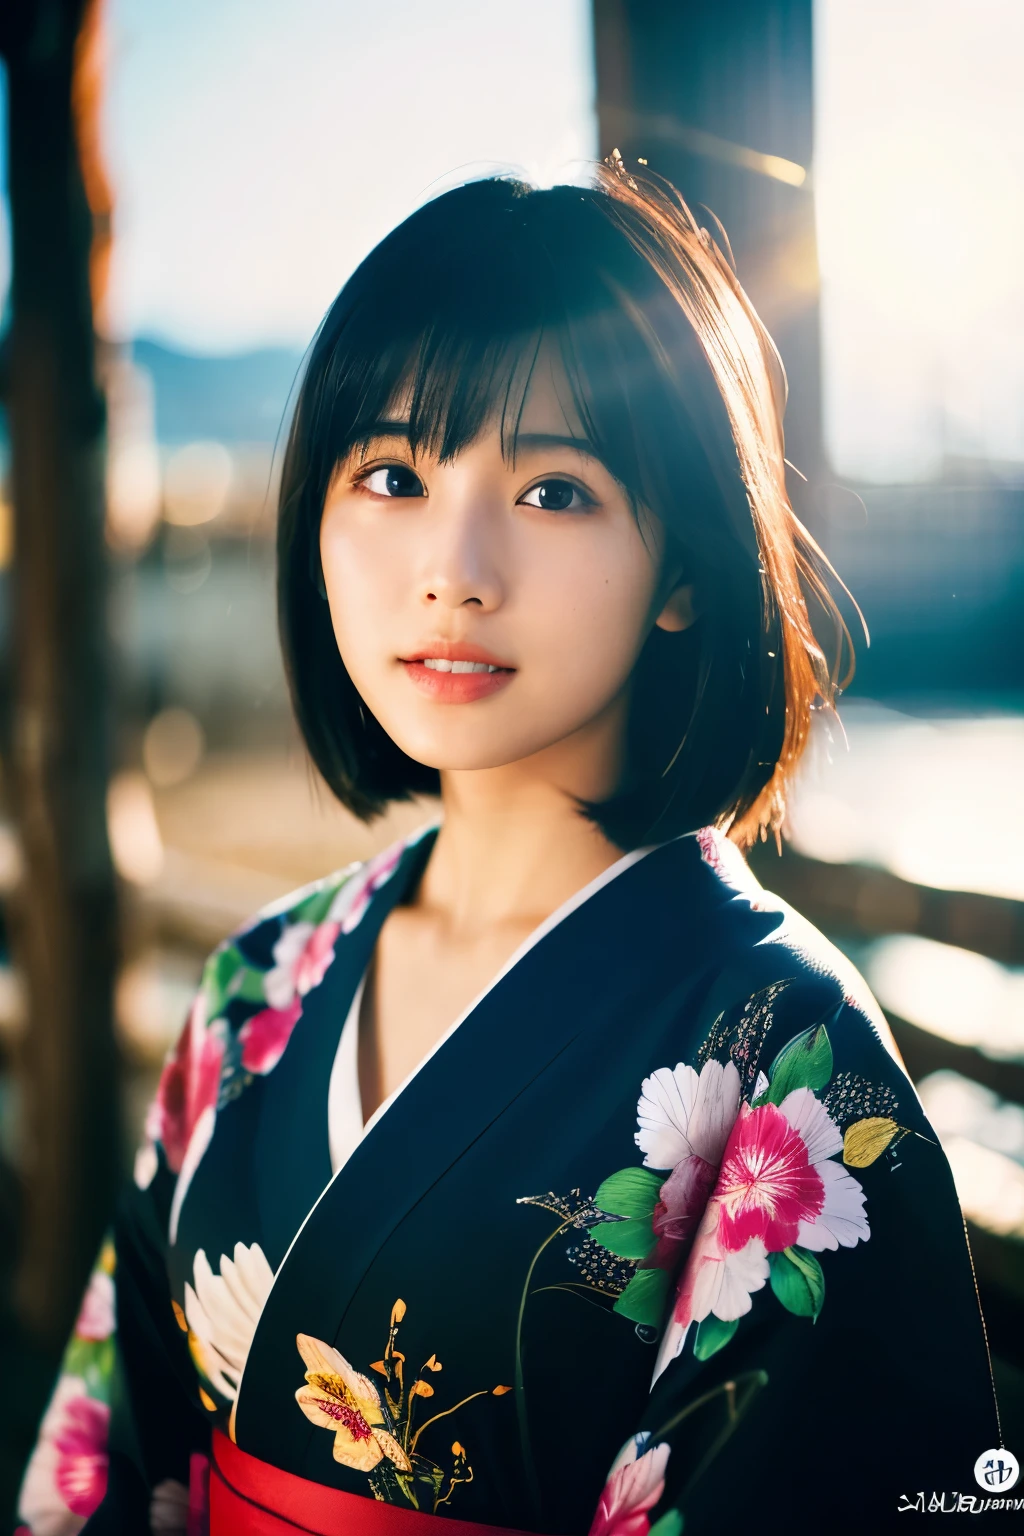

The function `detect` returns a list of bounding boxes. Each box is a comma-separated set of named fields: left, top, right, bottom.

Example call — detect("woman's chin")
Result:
left=387, top=726, right=571, bottom=777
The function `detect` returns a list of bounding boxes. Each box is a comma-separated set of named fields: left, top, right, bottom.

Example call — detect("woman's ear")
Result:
left=654, top=581, right=697, bottom=633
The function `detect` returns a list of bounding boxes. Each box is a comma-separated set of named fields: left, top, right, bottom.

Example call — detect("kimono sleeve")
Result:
left=16, top=984, right=222, bottom=1534
left=585, top=978, right=1003, bottom=1536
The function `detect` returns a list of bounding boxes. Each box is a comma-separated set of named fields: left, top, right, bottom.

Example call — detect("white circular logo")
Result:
left=974, top=1448, right=1020, bottom=1492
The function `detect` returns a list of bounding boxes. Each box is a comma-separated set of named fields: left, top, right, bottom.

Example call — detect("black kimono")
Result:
left=18, top=825, right=1002, bottom=1535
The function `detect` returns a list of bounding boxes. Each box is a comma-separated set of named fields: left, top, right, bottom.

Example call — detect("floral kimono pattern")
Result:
left=18, top=826, right=1001, bottom=1535
left=17, top=1250, right=117, bottom=1534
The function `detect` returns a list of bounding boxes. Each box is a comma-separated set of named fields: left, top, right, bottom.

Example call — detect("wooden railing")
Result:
left=747, top=844, right=1024, bottom=966
left=748, top=841, right=1024, bottom=1395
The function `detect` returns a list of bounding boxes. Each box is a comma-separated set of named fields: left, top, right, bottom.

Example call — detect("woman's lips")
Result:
left=401, top=658, right=516, bottom=703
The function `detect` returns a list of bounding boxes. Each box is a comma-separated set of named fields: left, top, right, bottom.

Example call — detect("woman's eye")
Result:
left=518, top=478, right=593, bottom=512
left=360, top=464, right=425, bottom=498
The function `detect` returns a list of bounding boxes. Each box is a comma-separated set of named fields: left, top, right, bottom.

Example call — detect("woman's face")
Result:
left=319, top=356, right=693, bottom=782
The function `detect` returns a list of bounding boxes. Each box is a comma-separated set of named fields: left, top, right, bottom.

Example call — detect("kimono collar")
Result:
left=235, top=827, right=757, bottom=1465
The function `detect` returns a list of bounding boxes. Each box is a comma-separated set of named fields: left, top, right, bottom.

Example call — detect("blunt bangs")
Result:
left=277, top=169, right=849, bottom=848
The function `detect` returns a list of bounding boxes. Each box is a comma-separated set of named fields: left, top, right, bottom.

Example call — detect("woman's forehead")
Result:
left=516, top=351, right=587, bottom=439
left=378, top=340, right=590, bottom=461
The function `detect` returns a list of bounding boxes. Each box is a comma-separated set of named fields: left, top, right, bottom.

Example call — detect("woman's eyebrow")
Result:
left=348, top=424, right=600, bottom=461
left=354, top=419, right=412, bottom=443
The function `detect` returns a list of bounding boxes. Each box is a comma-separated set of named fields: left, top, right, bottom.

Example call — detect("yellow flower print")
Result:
left=293, top=1301, right=511, bottom=1513
left=295, top=1333, right=412, bottom=1473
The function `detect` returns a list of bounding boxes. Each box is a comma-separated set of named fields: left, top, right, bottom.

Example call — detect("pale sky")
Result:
left=814, top=0, right=1024, bottom=479
left=1, top=0, right=1020, bottom=480
left=103, top=0, right=597, bottom=351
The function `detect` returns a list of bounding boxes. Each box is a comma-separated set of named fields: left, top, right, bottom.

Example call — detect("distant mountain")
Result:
left=132, top=337, right=306, bottom=445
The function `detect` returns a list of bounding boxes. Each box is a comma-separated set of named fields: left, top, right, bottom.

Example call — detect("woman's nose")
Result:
left=417, top=504, right=504, bottom=612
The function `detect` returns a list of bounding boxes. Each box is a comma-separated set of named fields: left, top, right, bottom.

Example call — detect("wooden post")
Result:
left=592, top=0, right=823, bottom=483
left=1, top=0, right=122, bottom=1350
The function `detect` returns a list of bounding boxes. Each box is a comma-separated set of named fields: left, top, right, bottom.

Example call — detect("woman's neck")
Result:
left=415, top=710, right=630, bottom=938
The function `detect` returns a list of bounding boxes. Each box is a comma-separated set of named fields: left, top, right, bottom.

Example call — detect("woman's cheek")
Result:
left=540, top=559, right=656, bottom=702
left=323, top=536, right=403, bottom=676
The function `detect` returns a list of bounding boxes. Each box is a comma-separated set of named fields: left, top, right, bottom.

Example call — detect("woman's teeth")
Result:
left=420, top=658, right=502, bottom=673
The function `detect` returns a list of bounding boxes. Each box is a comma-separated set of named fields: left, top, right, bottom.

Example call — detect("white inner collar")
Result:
left=326, top=833, right=667, bottom=1176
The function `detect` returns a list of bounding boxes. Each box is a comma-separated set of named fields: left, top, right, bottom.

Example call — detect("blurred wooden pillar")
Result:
left=0, top=0, right=121, bottom=1348
left=593, top=0, right=823, bottom=482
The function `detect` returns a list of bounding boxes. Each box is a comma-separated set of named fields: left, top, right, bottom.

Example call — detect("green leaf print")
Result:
left=650, top=1510, right=684, bottom=1536
left=232, top=966, right=271, bottom=1005
left=63, top=1334, right=116, bottom=1402
left=594, top=1166, right=664, bottom=1219
left=761, top=1023, right=833, bottom=1106
left=592, top=1217, right=658, bottom=1261
left=294, top=883, right=340, bottom=925
left=204, top=944, right=245, bottom=1020
left=693, top=1314, right=739, bottom=1360
left=613, top=1266, right=669, bottom=1326
left=769, top=1245, right=825, bottom=1320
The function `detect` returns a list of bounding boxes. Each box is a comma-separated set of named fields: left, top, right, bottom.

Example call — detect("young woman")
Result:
left=20, top=162, right=1001, bottom=1536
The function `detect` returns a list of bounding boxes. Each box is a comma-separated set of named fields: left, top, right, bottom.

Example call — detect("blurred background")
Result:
left=0, top=0, right=1022, bottom=1523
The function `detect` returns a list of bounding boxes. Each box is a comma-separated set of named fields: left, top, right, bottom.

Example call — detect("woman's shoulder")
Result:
left=204, top=817, right=438, bottom=975
left=235, top=824, right=425, bottom=945
left=686, top=829, right=917, bottom=1122
left=185, top=835, right=405, bottom=1033
left=135, top=825, right=432, bottom=1201
left=196, top=821, right=433, bottom=1038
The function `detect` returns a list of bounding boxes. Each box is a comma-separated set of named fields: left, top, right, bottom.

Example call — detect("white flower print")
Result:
left=635, top=1058, right=742, bottom=1172
left=183, top=1241, right=275, bottom=1405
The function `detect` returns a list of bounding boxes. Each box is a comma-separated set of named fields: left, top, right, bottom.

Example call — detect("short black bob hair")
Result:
left=277, top=161, right=849, bottom=852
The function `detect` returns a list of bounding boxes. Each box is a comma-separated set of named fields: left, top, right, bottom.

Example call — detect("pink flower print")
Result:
left=716, top=1090, right=869, bottom=1256
left=19, top=1376, right=111, bottom=1529
left=329, top=841, right=404, bottom=935
left=238, top=996, right=302, bottom=1074
left=151, top=991, right=226, bottom=1175
left=263, top=919, right=340, bottom=1012
left=653, top=1082, right=870, bottom=1382
left=248, top=915, right=342, bottom=1075
left=53, top=1395, right=110, bottom=1517
left=246, top=841, right=406, bottom=1080
left=294, top=920, right=340, bottom=993
left=74, top=1268, right=115, bottom=1343
left=589, top=1435, right=671, bottom=1536
left=715, top=1101, right=826, bottom=1253
left=152, top=995, right=229, bottom=1245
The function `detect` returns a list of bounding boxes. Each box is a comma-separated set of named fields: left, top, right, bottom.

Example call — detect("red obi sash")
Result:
left=210, top=1430, right=541, bottom=1536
